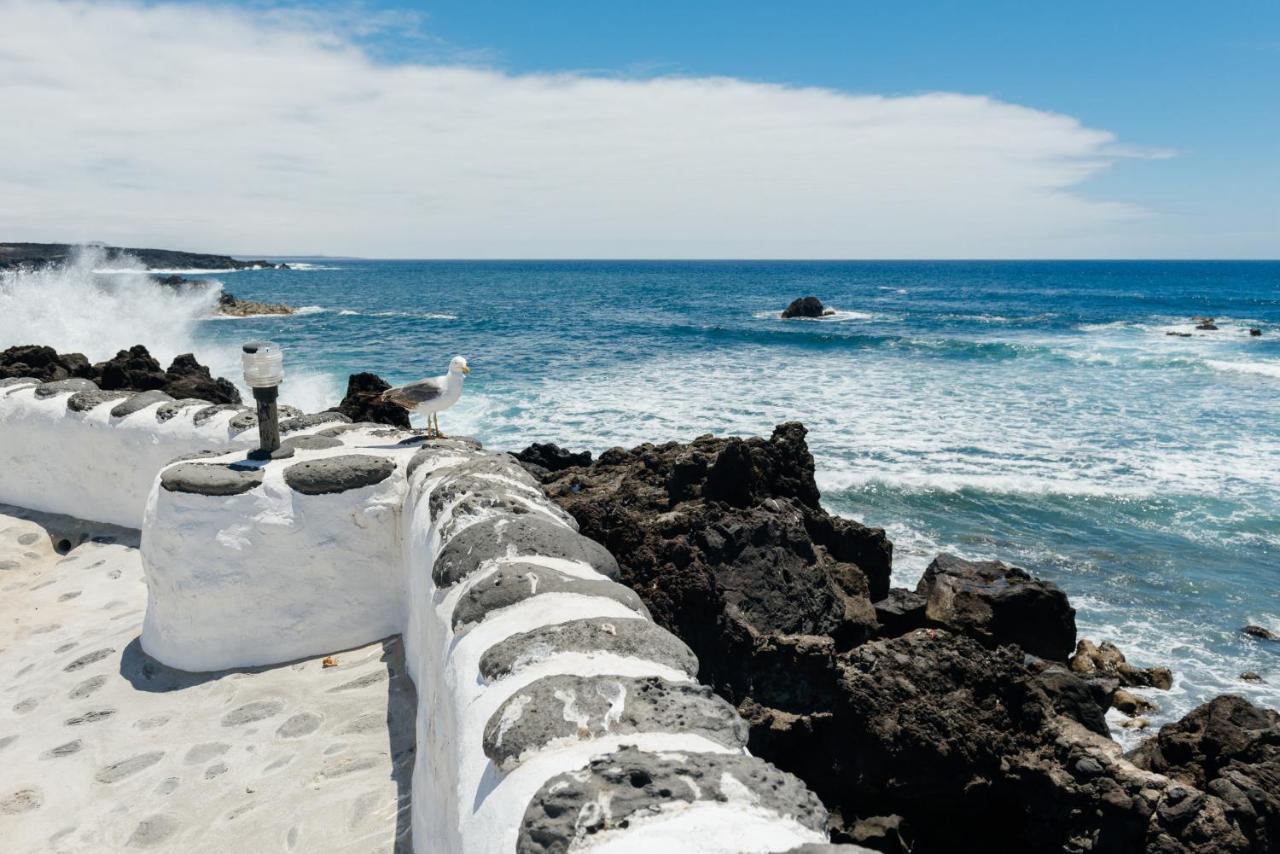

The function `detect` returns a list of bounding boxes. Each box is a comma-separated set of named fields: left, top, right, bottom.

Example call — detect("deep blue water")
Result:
left=182, top=260, right=1280, bottom=738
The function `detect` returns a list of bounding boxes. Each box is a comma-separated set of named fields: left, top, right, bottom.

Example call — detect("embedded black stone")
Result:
left=34, top=378, right=97, bottom=399
left=192, top=403, right=243, bottom=426
left=283, top=454, right=396, bottom=495
left=67, top=389, right=130, bottom=413
left=160, top=462, right=263, bottom=496
left=518, top=747, right=828, bottom=853
left=155, top=399, right=206, bottom=422
left=110, top=390, right=174, bottom=419
left=0, top=376, right=39, bottom=389
left=451, top=563, right=647, bottom=629
left=434, top=515, right=618, bottom=587
left=278, top=412, right=351, bottom=434
left=484, top=674, right=746, bottom=768
left=480, top=617, right=698, bottom=681
left=280, top=434, right=344, bottom=451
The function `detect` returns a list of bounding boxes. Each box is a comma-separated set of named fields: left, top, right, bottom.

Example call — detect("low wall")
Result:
left=0, top=377, right=260, bottom=527
left=3, top=382, right=856, bottom=853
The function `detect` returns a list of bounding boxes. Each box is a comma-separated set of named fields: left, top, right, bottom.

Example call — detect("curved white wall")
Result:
left=2, top=384, right=847, bottom=854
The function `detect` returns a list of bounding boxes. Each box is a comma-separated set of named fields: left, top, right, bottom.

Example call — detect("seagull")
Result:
left=380, top=355, right=470, bottom=438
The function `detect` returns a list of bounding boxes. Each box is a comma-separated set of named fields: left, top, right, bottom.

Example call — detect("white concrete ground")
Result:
left=0, top=505, right=415, bottom=853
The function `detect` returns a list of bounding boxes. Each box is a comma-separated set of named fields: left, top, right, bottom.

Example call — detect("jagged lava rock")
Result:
left=163, top=353, right=240, bottom=404
left=513, top=442, right=592, bottom=477
left=0, top=345, right=93, bottom=382
left=328, top=372, right=410, bottom=429
left=916, top=552, right=1076, bottom=660
left=530, top=424, right=890, bottom=714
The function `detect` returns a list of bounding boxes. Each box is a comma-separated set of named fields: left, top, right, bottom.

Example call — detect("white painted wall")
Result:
left=0, top=384, right=254, bottom=527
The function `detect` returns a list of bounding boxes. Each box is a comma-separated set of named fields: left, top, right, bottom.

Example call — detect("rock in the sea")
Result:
left=915, top=553, right=1076, bottom=660
left=1241, top=671, right=1264, bottom=683
left=328, top=372, right=410, bottom=428
left=1128, top=695, right=1279, bottom=809
left=1069, top=638, right=1173, bottom=689
left=1243, top=624, right=1277, bottom=641
left=1249, top=328, right=1263, bottom=337
left=216, top=291, right=293, bottom=317
left=781, top=295, right=834, bottom=318
left=1196, top=321, right=1220, bottom=330
left=1112, top=688, right=1158, bottom=716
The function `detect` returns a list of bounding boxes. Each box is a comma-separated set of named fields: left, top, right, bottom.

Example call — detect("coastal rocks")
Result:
left=781, top=296, right=835, bottom=319
left=161, top=353, right=240, bottom=403
left=328, top=372, right=410, bottom=429
left=66, top=389, right=129, bottom=412
left=278, top=412, right=350, bottom=434
left=1250, top=328, right=1263, bottom=337
left=915, top=553, right=1076, bottom=661
left=1112, top=688, right=1158, bottom=717
left=160, top=462, right=263, bottom=496
left=216, top=291, right=293, bottom=317
left=282, top=454, right=396, bottom=496
left=1070, top=638, right=1174, bottom=689
left=0, top=242, right=286, bottom=271
left=872, top=588, right=927, bottom=637
left=1242, top=625, right=1277, bottom=641
left=3, top=343, right=244, bottom=404
left=518, top=746, right=828, bottom=853
left=0, top=345, right=92, bottom=382
left=482, top=674, right=747, bottom=768
left=513, top=443, right=592, bottom=476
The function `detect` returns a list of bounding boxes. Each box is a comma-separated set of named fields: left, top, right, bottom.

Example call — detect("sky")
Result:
left=0, top=0, right=1276, bottom=258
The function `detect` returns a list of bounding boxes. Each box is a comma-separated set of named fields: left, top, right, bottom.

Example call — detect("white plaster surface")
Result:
left=140, top=445, right=414, bottom=671
left=0, top=386, right=254, bottom=528
left=0, top=506, right=415, bottom=853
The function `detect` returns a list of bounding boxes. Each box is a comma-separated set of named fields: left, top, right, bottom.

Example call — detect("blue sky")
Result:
left=338, top=0, right=1280, bottom=221
left=3, top=1, right=1277, bottom=257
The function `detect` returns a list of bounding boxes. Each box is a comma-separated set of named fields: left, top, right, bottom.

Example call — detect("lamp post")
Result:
left=241, top=341, right=292, bottom=460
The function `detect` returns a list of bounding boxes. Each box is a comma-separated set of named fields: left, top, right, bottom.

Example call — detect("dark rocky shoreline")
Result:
left=0, top=242, right=284, bottom=271
left=516, top=424, right=1279, bottom=854
left=0, top=344, right=240, bottom=403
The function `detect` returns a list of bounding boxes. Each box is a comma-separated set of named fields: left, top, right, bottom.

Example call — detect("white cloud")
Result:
left=0, top=0, right=1168, bottom=257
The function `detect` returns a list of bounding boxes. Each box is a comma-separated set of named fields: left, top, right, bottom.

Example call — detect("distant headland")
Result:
left=0, top=241, right=286, bottom=272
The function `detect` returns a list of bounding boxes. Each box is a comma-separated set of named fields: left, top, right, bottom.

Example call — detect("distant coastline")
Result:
left=0, top=241, right=286, bottom=272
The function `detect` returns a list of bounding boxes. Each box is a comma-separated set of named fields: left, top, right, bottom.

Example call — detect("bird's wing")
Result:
left=381, top=377, right=444, bottom=410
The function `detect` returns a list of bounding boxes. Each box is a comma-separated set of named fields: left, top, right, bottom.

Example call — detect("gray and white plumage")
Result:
left=381, top=356, right=469, bottom=435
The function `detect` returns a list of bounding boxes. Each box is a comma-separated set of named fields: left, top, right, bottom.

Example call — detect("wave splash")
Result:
left=0, top=247, right=336, bottom=410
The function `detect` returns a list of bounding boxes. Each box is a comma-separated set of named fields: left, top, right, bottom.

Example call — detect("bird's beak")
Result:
left=462, top=365, right=471, bottom=374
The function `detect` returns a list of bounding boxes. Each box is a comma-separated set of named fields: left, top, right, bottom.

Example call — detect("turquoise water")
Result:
left=84, top=260, right=1280, bottom=737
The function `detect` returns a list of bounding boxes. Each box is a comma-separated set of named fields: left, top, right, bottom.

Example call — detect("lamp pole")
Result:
left=242, top=341, right=293, bottom=460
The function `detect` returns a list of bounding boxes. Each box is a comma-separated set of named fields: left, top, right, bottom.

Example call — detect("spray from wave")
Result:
left=0, top=246, right=337, bottom=410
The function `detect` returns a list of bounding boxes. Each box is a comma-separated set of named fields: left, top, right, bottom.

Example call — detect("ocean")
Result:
left=4, top=257, right=1277, bottom=743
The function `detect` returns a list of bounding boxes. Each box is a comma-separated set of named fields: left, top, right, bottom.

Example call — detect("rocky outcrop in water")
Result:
left=327, top=372, right=410, bottom=428
left=525, top=423, right=1280, bottom=853
left=0, top=344, right=240, bottom=404
left=156, top=274, right=293, bottom=316
left=0, top=242, right=285, bottom=271
left=782, top=295, right=834, bottom=318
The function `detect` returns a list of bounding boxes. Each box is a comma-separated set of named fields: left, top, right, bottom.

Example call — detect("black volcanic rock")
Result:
left=0, top=345, right=93, bottom=382
left=782, top=296, right=831, bottom=319
left=916, top=552, right=1077, bottom=661
left=514, top=442, right=592, bottom=476
left=3, top=343, right=239, bottom=404
left=0, top=242, right=285, bottom=271
left=328, top=372, right=410, bottom=429
left=164, top=353, right=241, bottom=404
